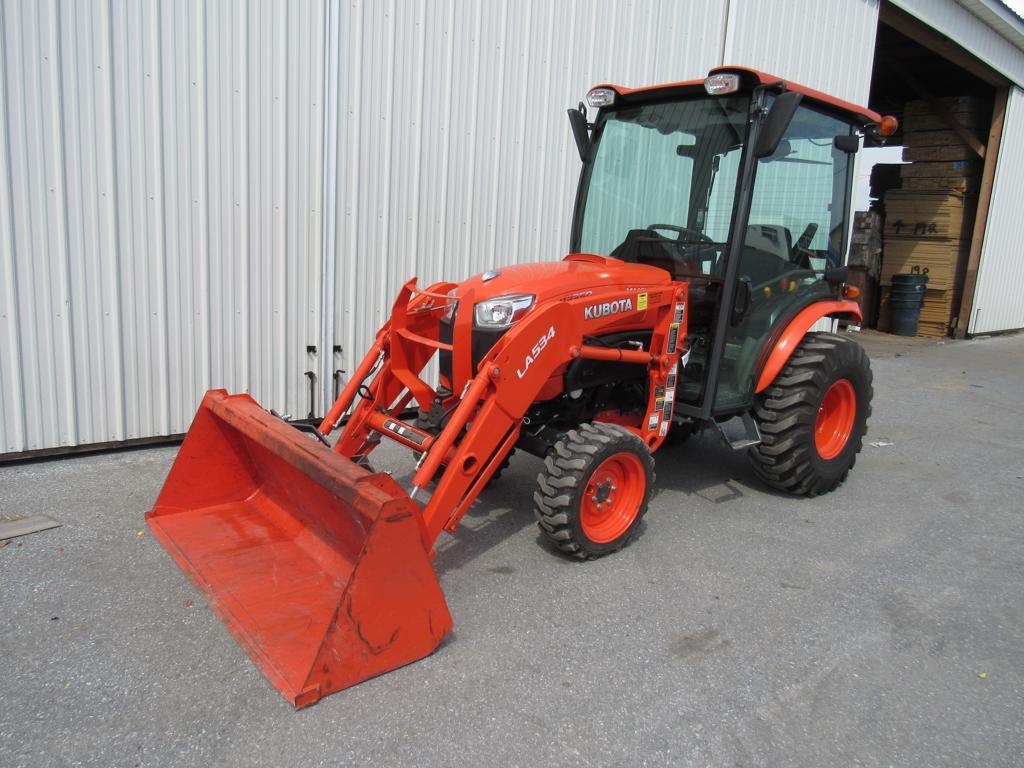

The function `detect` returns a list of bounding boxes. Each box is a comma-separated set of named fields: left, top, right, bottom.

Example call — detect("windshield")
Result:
left=573, top=94, right=751, bottom=277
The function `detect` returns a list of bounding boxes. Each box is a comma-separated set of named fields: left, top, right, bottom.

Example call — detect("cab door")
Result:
left=712, top=105, right=856, bottom=412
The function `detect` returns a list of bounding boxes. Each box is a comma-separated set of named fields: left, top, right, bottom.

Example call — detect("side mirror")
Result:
left=753, top=90, right=803, bottom=159
left=731, top=277, right=753, bottom=326
left=568, top=106, right=590, bottom=162
left=833, top=134, right=860, bottom=154
left=824, top=265, right=849, bottom=284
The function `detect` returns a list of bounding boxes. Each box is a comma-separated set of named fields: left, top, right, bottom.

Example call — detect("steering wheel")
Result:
left=647, top=224, right=714, bottom=245
left=646, top=224, right=722, bottom=276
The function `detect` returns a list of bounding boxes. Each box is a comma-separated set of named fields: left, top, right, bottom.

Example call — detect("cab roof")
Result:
left=594, top=65, right=883, bottom=127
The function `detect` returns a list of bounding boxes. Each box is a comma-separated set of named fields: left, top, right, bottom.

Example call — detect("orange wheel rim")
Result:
left=580, top=453, right=646, bottom=543
left=815, top=378, right=856, bottom=460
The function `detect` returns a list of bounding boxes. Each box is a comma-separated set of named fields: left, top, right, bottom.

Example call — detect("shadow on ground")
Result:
left=428, top=426, right=783, bottom=575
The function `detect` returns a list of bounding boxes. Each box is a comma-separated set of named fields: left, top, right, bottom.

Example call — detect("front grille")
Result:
left=438, top=318, right=507, bottom=381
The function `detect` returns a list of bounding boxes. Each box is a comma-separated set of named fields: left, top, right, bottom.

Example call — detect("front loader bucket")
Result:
left=147, top=390, right=452, bottom=708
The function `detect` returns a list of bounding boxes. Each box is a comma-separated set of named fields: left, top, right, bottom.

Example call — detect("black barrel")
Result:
left=890, top=273, right=928, bottom=336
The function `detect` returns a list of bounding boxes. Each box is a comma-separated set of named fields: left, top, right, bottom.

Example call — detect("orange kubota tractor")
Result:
left=149, top=67, right=895, bottom=707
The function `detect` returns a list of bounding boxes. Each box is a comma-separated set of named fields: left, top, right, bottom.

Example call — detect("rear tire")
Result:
left=748, top=332, right=872, bottom=496
left=534, top=423, right=654, bottom=559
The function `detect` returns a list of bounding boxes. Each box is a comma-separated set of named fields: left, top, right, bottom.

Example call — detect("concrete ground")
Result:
left=2, top=331, right=1022, bottom=768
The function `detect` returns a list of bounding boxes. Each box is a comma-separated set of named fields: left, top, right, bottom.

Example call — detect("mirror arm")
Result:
left=568, top=106, right=591, bottom=162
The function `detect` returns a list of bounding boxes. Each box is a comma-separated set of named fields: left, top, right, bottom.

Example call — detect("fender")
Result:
left=754, top=300, right=862, bottom=393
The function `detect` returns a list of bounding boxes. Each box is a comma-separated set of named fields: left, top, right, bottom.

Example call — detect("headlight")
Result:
left=704, top=73, right=740, bottom=95
left=474, top=294, right=535, bottom=328
left=586, top=87, right=616, bottom=108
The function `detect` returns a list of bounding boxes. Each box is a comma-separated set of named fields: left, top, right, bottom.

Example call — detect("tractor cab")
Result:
left=568, top=67, right=883, bottom=418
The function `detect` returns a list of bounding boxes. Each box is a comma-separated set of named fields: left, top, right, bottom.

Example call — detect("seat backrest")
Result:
left=743, top=224, right=792, bottom=261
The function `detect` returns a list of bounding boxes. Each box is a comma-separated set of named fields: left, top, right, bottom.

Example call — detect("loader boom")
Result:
left=319, top=256, right=688, bottom=547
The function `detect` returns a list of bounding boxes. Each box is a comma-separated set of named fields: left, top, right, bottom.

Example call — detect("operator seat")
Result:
left=739, top=224, right=795, bottom=286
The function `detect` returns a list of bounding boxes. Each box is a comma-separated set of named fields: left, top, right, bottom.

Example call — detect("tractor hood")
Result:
left=454, top=254, right=672, bottom=307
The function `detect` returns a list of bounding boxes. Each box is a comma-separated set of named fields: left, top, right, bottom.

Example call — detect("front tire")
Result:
left=534, top=423, right=654, bottom=559
left=749, top=332, right=872, bottom=496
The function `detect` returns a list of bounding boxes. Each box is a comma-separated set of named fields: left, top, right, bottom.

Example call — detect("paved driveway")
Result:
left=2, top=332, right=1022, bottom=767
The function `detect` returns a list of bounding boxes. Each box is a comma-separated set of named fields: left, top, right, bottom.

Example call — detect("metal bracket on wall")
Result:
left=304, top=371, right=317, bottom=419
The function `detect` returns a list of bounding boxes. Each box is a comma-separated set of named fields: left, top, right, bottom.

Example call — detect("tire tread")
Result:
left=534, top=422, right=654, bottom=559
left=749, top=332, right=872, bottom=496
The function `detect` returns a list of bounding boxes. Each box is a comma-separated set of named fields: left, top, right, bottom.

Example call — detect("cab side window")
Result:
left=744, top=109, right=853, bottom=278
left=712, top=105, right=854, bottom=411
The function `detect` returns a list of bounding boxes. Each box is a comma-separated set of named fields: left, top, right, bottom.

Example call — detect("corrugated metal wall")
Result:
left=723, top=0, right=881, bottom=105
left=3, top=0, right=895, bottom=455
left=1, top=0, right=326, bottom=454
left=323, top=0, right=730, bottom=397
left=969, top=86, right=1024, bottom=334
left=323, top=0, right=888, bottom=400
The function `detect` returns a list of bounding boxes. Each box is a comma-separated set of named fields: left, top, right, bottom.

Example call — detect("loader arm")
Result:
left=321, top=277, right=687, bottom=548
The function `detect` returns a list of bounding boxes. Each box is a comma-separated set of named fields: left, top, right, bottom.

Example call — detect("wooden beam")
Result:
left=0, top=515, right=61, bottom=540
left=955, top=86, right=1008, bottom=338
left=879, top=4, right=1010, bottom=88
left=884, top=60, right=986, bottom=158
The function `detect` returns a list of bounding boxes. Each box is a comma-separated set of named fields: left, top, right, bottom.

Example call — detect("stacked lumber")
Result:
left=903, top=131, right=977, bottom=162
left=876, top=96, right=988, bottom=337
left=878, top=191, right=975, bottom=338
left=848, top=211, right=883, bottom=327
left=849, top=210, right=883, bottom=275
left=878, top=288, right=962, bottom=339
left=899, top=160, right=980, bottom=193
left=879, top=237, right=971, bottom=291
left=882, top=190, right=976, bottom=240
left=902, top=96, right=987, bottom=131
left=900, top=96, right=986, bottom=193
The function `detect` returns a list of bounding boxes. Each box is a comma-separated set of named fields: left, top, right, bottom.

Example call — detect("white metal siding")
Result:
left=893, top=0, right=1024, bottom=87
left=0, top=0, right=899, bottom=455
left=1, top=0, right=325, bottom=453
left=723, top=0, right=881, bottom=104
left=324, top=0, right=730, bottom=389
left=326, top=0, right=883, bottom=390
left=969, top=86, right=1024, bottom=334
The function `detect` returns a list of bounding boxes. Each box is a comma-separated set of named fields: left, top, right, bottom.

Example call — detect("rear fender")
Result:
left=754, top=300, right=862, bottom=393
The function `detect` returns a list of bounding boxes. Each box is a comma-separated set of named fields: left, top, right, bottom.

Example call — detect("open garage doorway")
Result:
left=849, top=3, right=1011, bottom=338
